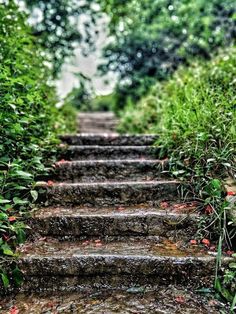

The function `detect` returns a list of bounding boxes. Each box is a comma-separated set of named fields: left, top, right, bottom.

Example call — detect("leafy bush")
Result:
left=98, top=0, right=236, bottom=108
left=119, top=46, right=236, bottom=305
left=0, top=2, right=74, bottom=288
left=88, top=93, right=117, bottom=112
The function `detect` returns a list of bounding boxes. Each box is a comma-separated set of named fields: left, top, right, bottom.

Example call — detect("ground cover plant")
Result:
left=0, top=2, right=76, bottom=289
left=119, top=46, right=236, bottom=307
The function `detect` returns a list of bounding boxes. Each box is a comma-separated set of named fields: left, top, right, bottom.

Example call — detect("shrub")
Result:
left=119, top=46, right=236, bottom=305
left=0, top=2, right=75, bottom=288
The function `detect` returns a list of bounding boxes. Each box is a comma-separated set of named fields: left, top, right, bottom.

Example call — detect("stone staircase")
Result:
left=4, top=112, right=229, bottom=312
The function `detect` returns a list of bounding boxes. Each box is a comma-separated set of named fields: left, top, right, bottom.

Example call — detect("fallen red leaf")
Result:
left=208, top=299, right=219, bottom=307
left=9, top=306, right=19, bottom=314
left=95, top=243, right=102, bottom=247
left=205, top=205, right=213, bottom=214
left=117, top=206, right=125, bottom=211
left=95, top=239, right=101, bottom=243
left=202, top=238, right=210, bottom=247
left=8, top=216, right=16, bottom=222
left=226, top=250, right=234, bottom=256
left=2, top=234, right=9, bottom=241
left=227, top=191, right=236, bottom=196
left=190, top=239, right=197, bottom=245
left=47, top=180, right=54, bottom=186
left=160, top=202, right=169, bottom=209
left=82, top=241, right=89, bottom=246
left=175, top=296, right=185, bottom=304
left=56, top=159, right=67, bottom=165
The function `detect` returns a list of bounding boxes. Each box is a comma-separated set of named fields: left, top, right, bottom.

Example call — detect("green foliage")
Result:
left=98, top=0, right=236, bottom=108
left=119, top=46, right=236, bottom=306
left=24, top=0, right=95, bottom=76
left=58, top=103, right=78, bottom=134
left=88, top=93, right=117, bottom=112
left=64, top=74, right=93, bottom=111
left=0, top=2, right=75, bottom=289
left=119, top=47, right=236, bottom=171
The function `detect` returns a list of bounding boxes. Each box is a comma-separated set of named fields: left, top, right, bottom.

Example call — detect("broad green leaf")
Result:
left=1, top=243, right=15, bottom=256
left=30, top=190, right=38, bottom=202
left=1, top=273, right=9, bottom=288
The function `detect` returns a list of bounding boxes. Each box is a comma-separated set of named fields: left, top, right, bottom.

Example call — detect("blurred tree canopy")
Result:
left=97, top=0, right=236, bottom=108
left=24, top=0, right=96, bottom=76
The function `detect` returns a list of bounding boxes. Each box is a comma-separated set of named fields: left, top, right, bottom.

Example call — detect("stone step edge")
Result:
left=36, top=180, right=180, bottom=187
left=32, top=211, right=198, bottom=218
left=18, top=254, right=231, bottom=277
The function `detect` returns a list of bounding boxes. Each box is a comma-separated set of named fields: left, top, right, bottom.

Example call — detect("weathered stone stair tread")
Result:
left=33, top=203, right=198, bottom=217
left=0, top=288, right=227, bottom=313
left=79, top=112, right=115, bottom=118
left=40, top=180, right=182, bottom=207
left=60, top=134, right=157, bottom=145
left=65, top=145, right=159, bottom=160
left=54, top=159, right=168, bottom=182
left=19, top=236, right=210, bottom=258
left=18, top=236, right=231, bottom=283
left=30, top=204, right=198, bottom=237
left=79, top=129, right=118, bottom=134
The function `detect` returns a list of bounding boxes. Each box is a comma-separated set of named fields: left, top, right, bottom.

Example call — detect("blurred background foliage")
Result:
left=97, top=0, right=236, bottom=110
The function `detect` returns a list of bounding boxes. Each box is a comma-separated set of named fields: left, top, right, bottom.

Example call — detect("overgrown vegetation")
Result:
left=97, top=0, right=236, bottom=109
left=119, top=47, right=236, bottom=306
left=0, top=2, right=76, bottom=289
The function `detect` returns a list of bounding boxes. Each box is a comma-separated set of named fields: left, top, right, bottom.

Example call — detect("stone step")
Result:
left=78, top=112, right=116, bottom=119
left=38, top=180, right=184, bottom=207
left=17, top=236, right=230, bottom=293
left=79, top=122, right=118, bottom=132
left=53, top=159, right=169, bottom=182
left=60, top=134, right=157, bottom=146
left=0, top=287, right=227, bottom=313
left=30, top=204, right=198, bottom=238
left=79, top=119, right=118, bottom=125
left=64, top=145, right=158, bottom=160
left=79, top=128, right=118, bottom=134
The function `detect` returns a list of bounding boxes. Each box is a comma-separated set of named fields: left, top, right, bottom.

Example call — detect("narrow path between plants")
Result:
left=1, top=112, right=230, bottom=313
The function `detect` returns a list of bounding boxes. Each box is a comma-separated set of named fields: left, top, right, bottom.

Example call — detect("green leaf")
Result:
left=0, top=213, right=8, bottom=221
left=30, top=190, right=38, bottom=202
left=14, top=170, right=32, bottom=179
left=0, top=199, right=11, bottom=204
left=13, top=197, right=28, bottom=205
left=12, top=267, right=23, bottom=286
left=16, top=229, right=26, bottom=244
left=1, top=272, right=9, bottom=288
left=230, top=293, right=236, bottom=313
left=1, top=243, right=15, bottom=256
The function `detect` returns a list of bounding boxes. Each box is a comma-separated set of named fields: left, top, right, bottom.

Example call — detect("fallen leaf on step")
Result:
left=226, top=250, right=234, bottom=256
left=9, top=306, right=19, bottom=314
left=202, top=238, right=210, bottom=247
left=160, top=202, right=169, bottom=209
left=205, top=205, right=213, bottom=214
left=95, top=243, right=103, bottom=247
left=117, top=206, right=125, bottom=211
left=175, top=296, right=185, bottom=304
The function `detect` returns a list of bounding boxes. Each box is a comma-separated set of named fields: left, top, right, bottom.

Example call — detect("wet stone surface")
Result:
left=60, top=134, right=158, bottom=146
left=64, top=145, right=160, bottom=160
left=53, top=159, right=169, bottom=183
left=41, top=181, right=182, bottom=207
left=0, top=286, right=227, bottom=313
